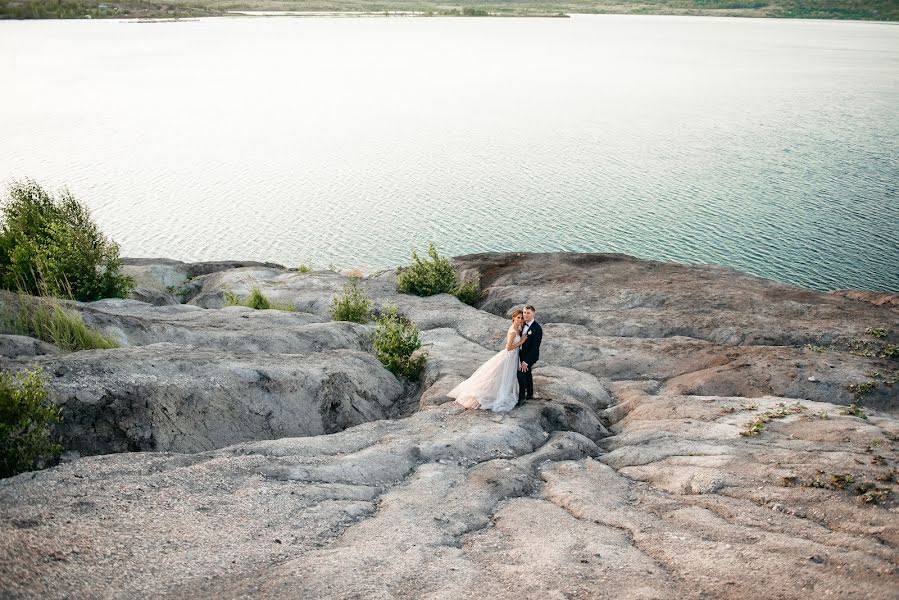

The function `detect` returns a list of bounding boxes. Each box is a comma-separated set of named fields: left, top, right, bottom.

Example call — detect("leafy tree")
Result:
left=0, top=180, right=133, bottom=301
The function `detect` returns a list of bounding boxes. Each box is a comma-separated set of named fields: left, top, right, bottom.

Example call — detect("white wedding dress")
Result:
left=448, top=327, right=519, bottom=412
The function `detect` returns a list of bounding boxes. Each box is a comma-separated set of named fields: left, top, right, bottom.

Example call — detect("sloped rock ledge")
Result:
left=1, top=251, right=897, bottom=598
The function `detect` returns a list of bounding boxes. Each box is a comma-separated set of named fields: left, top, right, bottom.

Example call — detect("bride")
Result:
left=448, top=309, right=527, bottom=412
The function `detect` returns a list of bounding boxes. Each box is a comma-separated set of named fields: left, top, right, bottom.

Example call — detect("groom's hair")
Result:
left=524, top=304, right=536, bottom=312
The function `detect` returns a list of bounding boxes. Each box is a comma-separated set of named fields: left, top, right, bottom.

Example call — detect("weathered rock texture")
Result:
left=1, top=252, right=897, bottom=599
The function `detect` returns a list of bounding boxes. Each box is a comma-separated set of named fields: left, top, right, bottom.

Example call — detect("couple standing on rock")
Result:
left=448, top=304, right=543, bottom=412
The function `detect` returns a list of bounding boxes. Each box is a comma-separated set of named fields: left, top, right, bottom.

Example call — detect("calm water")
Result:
left=1, top=15, right=897, bottom=291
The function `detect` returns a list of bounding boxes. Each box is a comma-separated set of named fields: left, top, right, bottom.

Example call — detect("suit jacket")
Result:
left=519, top=321, right=543, bottom=366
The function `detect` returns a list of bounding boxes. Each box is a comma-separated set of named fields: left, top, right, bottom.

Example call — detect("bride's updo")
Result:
left=509, top=308, right=523, bottom=332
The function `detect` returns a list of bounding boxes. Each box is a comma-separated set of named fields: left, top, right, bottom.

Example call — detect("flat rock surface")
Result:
left=1, top=252, right=897, bottom=599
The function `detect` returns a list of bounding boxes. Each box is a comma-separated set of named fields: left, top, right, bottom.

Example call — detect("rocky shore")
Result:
left=1, top=252, right=897, bottom=599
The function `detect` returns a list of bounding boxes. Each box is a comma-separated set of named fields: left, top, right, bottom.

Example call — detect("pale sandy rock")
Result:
left=1, top=252, right=897, bottom=599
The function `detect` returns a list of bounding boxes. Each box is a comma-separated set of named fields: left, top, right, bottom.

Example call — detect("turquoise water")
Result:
left=1, top=15, right=897, bottom=291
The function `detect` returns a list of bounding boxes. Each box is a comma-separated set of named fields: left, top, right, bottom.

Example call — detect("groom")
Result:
left=518, top=304, right=543, bottom=401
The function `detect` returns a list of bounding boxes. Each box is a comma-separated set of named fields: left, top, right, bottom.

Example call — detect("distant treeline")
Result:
left=1, top=0, right=896, bottom=21
left=0, top=0, right=218, bottom=19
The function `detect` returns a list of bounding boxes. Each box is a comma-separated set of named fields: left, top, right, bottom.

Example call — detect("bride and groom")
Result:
left=448, top=304, right=543, bottom=412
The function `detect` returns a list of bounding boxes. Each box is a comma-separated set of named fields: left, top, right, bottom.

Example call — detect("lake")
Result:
left=1, top=15, right=897, bottom=291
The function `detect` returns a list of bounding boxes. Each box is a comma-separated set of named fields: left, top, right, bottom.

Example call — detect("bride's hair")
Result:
left=510, top=309, right=523, bottom=321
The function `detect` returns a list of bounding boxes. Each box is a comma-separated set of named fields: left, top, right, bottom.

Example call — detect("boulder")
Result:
left=1, top=343, right=406, bottom=456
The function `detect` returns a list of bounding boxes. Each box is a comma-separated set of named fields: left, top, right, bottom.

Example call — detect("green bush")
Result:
left=330, top=281, right=372, bottom=323
left=453, top=276, right=482, bottom=306
left=0, top=369, right=62, bottom=479
left=396, top=243, right=458, bottom=297
left=0, top=295, right=119, bottom=352
left=373, top=303, right=427, bottom=380
left=396, top=243, right=483, bottom=306
left=224, top=287, right=295, bottom=311
left=0, top=180, right=133, bottom=301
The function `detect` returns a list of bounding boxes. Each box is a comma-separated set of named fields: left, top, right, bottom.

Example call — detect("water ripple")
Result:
left=0, top=16, right=897, bottom=291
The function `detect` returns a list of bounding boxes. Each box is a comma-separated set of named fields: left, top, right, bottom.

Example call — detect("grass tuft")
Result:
left=0, top=295, right=118, bottom=352
left=224, top=287, right=295, bottom=311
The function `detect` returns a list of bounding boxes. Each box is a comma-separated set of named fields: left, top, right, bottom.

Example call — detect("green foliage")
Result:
left=396, top=243, right=482, bottom=305
left=453, top=276, right=482, bottom=306
left=842, top=402, right=868, bottom=419
left=865, top=327, right=889, bottom=339
left=739, top=402, right=806, bottom=437
left=296, top=264, right=312, bottom=273
left=246, top=287, right=272, bottom=310
left=462, top=6, right=489, bottom=15
left=847, top=381, right=877, bottom=401
left=855, top=480, right=890, bottom=504
left=330, top=281, right=372, bottom=323
left=0, top=369, right=62, bottom=479
left=224, top=287, right=294, bottom=311
left=830, top=472, right=854, bottom=489
left=373, top=302, right=426, bottom=380
left=396, top=243, right=458, bottom=297
left=0, top=180, right=133, bottom=301
left=0, top=0, right=218, bottom=19
left=694, top=0, right=767, bottom=7
left=846, top=337, right=898, bottom=360
left=0, top=296, right=119, bottom=352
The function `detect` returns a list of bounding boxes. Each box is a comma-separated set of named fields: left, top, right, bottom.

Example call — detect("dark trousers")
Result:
left=517, top=363, right=534, bottom=400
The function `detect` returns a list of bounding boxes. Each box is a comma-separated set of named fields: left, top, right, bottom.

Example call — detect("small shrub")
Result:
left=865, top=327, right=889, bottom=339
left=330, top=281, right=372, bottom=323
left=296, top=264, right=311, bottom=273
left=0, top=296, right=118, bottom=352
left=739, top=402, right=806, bottom=437
left=453, top=276, right=482, bottom=306
left=224, top=287, right=294, bottom=311
left=880, top=344, right=898, bottom=360
left=842, top=402, right=868, bottom=419
left=0, top=369, right=62, bottom=478
left=373, top=302, right=427, bottom=380
left=847, top=381, right=877, bottom=401
left=0, top=179, right=133, bottom=301
left=830, top=473, right=854, bottom=489
left=740, top=416, right=765, bottom=437
left=396, top=243, right=458, bottom=297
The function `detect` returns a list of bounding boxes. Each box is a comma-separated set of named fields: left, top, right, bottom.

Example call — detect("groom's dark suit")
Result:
left=517, top=320, right=543, bottom=400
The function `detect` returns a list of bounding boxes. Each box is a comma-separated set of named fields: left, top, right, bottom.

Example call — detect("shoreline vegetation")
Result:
left=0, top=0, right=897, bottom=21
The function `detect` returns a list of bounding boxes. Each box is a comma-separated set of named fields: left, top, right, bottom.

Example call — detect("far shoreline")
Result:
left=2, top=1, right=896, bottom=22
